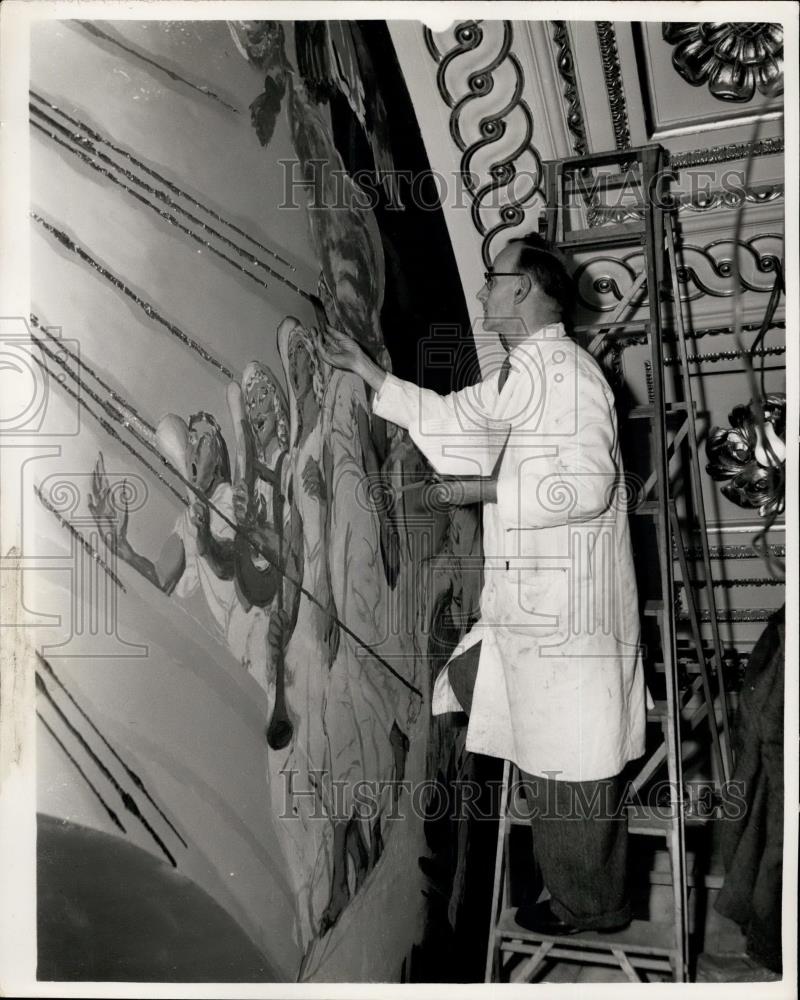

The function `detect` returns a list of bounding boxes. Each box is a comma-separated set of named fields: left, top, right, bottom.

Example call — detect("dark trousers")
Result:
left=716, top=609, right=784, bottom=973
left=448, top=641, right=630, bottom=931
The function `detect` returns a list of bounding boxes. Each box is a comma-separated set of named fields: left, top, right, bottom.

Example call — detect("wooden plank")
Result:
left=484, top=760, right=511, bottom=983
left=503, top=941, right=674, bottom=974
left=509, top=941, right=553, bottom=984
left=613, top=946, right=642, bottom=982
left=496, top=911, right=675, bottom=954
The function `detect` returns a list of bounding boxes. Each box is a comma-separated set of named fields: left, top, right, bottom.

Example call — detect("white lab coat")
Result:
left=372, top=324, right=646, bottom=781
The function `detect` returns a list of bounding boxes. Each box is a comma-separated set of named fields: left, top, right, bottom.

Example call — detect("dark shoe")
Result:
left=696, top=952, right=782, bottom=983
left=514, top=901, right=581, bottom=936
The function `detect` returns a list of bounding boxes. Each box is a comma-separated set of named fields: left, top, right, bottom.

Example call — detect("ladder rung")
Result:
left=506, top=812, right=529, bottom=827
left=648, top=868, right=725, bottom=890
left=633, top=501, right=661, bottom=516
left=552, top=145, right=654, bottom=169
left=643, top=599, right=664, bottom=616
left=653, top=660, right=703, bottom=675
left=505, top=798, right=711, bottom=833
left=628, top=806, right=672, bottom=836
left=574, top=320, right=650, bottom=337
left=554, top=225, right=646, bottom=252
left=496, top=909, right=675, bottom=954
left=647, top=700, right=668, bottom=722
left=629, top=402, right=691, bottom=420
left=627, top=804, right=709, bottom=836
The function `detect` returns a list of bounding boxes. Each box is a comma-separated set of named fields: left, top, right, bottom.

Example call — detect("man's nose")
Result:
left=476, top=284, right=487, bottom=303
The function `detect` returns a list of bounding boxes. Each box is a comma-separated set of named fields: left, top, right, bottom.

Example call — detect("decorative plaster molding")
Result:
left=587, top=183, right=784, bottom=225
left=681, top=184, right=784, bottom=212
left=662, top=23, right=783, bottom=103
left=681, top=608, right=778, bottom=624
left=679, top=542, right=785, bottom=561
left=574, top=233, right=783, bottom=311
left=665, top=345, right=785, bottom=367
left=596, top=22, right=631, bottom=150
left=422, top=20, right=544, bottom=265
left=551, top=22, right=588, bottom=157
left=677, top=576, right=783, bottom=588
left=671, top=136, right=784, bottom=168
left=672, top=316, right=785, bottom=340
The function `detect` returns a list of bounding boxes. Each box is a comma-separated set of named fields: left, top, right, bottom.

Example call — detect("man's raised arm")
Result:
left=319, top=325, right=501, bottom=479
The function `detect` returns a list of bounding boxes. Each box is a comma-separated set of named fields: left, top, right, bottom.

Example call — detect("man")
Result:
left=319, top=232, right=646, bottom=935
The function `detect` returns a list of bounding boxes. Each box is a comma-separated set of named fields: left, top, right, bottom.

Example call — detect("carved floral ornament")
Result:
left=706, top=394, right=786, bottom=517
left=662, top=23, right=784, bottom=102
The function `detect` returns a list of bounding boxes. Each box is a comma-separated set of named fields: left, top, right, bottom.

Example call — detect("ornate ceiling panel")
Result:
left=389, top=17, right=786, bottom=646
left=636, top=22, right=784, bottom=138
left=390, top=16, right=785, bottom=336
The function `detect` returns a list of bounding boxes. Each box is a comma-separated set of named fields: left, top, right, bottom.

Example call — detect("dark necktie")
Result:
left=498, top=353, right=512, bottom=392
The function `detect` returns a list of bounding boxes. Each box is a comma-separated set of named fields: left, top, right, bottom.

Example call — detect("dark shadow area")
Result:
left=329, top=21, right=478, bottom=395
left=37, top=814, right=275, bottom=982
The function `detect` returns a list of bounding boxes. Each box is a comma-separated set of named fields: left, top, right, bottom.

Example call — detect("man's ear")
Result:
left=514, top=274, right=532, bottom=302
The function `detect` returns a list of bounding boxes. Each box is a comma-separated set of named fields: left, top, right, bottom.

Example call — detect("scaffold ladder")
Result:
left=485, top=144, right=733, bottom=984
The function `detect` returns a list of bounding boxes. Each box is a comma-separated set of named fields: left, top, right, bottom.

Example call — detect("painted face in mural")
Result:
left=244, top=374, right=277, bottom=452
left=187, top=414, right=227, bottom=492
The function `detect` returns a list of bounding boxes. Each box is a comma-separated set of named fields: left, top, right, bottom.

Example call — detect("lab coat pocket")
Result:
left=502, top=567, right=568, bottom=637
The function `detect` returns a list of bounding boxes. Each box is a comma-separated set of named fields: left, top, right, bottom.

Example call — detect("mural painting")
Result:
left=75, top=19, right=482, bottom=970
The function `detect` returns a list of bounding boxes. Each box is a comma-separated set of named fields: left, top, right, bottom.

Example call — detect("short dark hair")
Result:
left=507, top=232, right=574, bottom=321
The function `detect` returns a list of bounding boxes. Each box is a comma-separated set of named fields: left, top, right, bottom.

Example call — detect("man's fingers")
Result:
left=325, top=323, right=344, bottom=341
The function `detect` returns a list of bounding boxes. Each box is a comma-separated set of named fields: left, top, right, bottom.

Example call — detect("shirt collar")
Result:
left=504, top=323, right=567, bottom=369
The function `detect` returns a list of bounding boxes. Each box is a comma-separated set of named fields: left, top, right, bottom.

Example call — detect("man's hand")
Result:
left=318, top=323, right=366, bottom=372
left=318, top=324, right=387, bottom=393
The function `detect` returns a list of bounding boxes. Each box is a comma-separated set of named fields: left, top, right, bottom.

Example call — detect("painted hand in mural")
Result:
left=88, top=454, right=131, bottom=559
left=232, top=481, right=254, bottom=527
left=88, top=452, right=187, bottom=595
left=188, top=499, right=211, bottom=552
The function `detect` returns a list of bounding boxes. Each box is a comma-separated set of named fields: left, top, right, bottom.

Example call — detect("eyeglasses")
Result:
left=483, top=270, right=524, bottom=289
